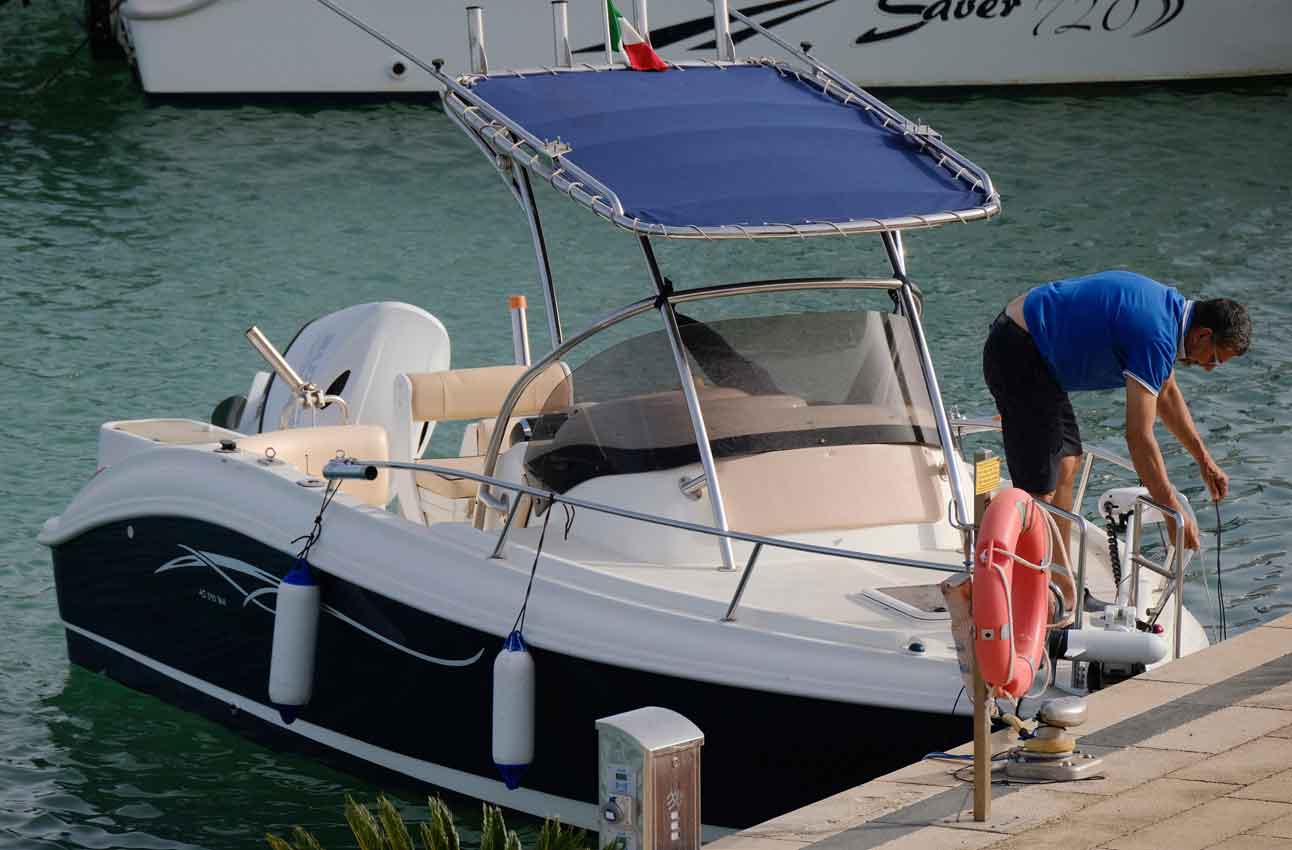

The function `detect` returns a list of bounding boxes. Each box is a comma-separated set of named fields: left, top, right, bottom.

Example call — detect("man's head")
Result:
left=1182, top=298, right=1251, bottom=372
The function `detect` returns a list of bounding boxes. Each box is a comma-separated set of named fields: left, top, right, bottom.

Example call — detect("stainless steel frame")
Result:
left=436, top=59, right=998, bottom=240
left=308, top=0, right=998, bottom=238
left=475, top=275, right=918, bottom=534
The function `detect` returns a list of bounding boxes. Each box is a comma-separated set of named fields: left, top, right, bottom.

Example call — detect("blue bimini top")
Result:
left=466, top=64, right=992, bottom=232
left=1023, top=271, right=1192, bottom=396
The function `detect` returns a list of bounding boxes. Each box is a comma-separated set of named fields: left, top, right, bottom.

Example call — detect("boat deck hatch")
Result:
left=861, top=585, right=952, bottom=621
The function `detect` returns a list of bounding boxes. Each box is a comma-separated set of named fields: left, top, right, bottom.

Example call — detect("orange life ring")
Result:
left=972, top=487, right=1052, bottom=699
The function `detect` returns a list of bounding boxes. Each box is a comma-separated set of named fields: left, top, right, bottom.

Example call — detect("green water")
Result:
left=3, top=3, right=1291, bottom=848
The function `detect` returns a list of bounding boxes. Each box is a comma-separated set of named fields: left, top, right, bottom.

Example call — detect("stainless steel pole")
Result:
left=515, top=167, right=563, bottom=348
left=467, top=6, right=488, bottom=75
left=602, top=0, right=613, bottom=64
left=641, top=236, right=736, bottom=571
left=552, top=0, right=572, bottom=66
left=883, top=231, right=971, bottom=530
left=634, top=0, right=649, bottom=39
left=659, top=300, right=737, bottom=572
left=712, top=0, right=734, bottom=61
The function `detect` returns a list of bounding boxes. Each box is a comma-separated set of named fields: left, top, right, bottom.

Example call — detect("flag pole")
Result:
left=602, top=0, right=613, bottom=65
left=634, top=0, right=649, bottom=42
left=552, top=0, right=572, bottom=66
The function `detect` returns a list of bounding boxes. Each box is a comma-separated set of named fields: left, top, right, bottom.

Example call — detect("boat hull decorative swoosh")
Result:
left=156, top=545, right=483, bottom=667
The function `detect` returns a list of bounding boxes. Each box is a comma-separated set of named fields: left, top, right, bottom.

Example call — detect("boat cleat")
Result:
left=1005, top=696, right=1104, bottom=782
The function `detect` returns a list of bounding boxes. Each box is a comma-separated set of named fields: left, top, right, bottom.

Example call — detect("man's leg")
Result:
left=1036, top=453, right=1081, bottom=566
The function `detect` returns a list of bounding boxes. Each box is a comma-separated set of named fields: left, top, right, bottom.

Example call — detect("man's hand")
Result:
left=1164, top=511, right=1202, bottom=551
left=1200, top=456, right=1229, bottom=501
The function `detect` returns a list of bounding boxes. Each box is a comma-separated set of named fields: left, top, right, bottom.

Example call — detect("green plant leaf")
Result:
left=504, top=828, right=522, bottom=850
left=265, top=834, right=295, bottom=850
left=537, top=817, right=588, bottom=850
left=479, top=804, right=506, bottom=850
left=289, top=825, right=325, bottom=850
left=422, top=796, right=460, bottom=850
left=377, top=795, right=414, bottom=850
left=345, top=795, right=386, bottom=850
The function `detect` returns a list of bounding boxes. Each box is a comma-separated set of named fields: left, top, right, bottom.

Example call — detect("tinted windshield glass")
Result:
left=525, top=307, right=938, bottom=493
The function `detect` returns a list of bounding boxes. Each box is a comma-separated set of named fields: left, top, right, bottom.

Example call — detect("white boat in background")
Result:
left=116, top=0, right=1292, bottom=95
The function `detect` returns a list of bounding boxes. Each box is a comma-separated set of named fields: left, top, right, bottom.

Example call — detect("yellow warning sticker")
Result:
left=974, top=456, right=1001, bottom=495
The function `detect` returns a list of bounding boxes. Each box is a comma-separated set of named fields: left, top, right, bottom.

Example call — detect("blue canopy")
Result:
left=468, top=64, right=993, bottom=233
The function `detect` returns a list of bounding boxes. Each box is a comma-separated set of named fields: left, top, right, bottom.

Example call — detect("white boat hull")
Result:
left=120, top=0, right=1292, bottom=94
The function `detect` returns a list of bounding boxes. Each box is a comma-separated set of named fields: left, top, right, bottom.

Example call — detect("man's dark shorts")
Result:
left=982, top=312, right=1083, bottom=495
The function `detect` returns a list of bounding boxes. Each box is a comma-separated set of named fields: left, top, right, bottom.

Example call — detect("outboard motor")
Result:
left=219, top=302, right=450, bottom=454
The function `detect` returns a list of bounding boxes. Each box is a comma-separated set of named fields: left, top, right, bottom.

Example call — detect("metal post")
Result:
left=721, top=543, right=762, bottom=621
left=1072, top=451, right=1096, bottom=518
left=509, top=295, right=532, bottom=366
left=712, top=0, right=734, bottom=61
left=466, top=6, right=488, bottom=75
left=659, top=302, right=737, bottom=572
left=641, top=237, right=736, bottom=572
left=551, top=0, right=573, bottom=66
left=972, top=652, right=991, bottom=821
left=884, top=232, right=971, bottom=530
left=514, top=167, right=563, bottom=348
left=602, top=0, right=613, bottom=65
left=633, top=0, right=649, bottom=40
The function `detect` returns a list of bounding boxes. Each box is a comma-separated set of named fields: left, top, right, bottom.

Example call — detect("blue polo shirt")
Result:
left=1023, top=271, right=1191, bottom=396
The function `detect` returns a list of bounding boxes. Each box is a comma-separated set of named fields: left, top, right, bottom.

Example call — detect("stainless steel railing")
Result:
left=1129, top=494, right=1187, bottom=660
left=324, top=457, right=962, bottom=623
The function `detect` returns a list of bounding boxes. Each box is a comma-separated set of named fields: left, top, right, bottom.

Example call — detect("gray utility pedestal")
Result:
left=596, top=707, right=704, bottom=850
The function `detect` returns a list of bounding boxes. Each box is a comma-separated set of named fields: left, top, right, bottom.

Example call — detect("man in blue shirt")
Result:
left=982, top=270, right=1251, bottom=551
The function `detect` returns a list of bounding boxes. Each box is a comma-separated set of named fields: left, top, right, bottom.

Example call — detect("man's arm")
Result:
left=1125, top=377, right=1201, bottom=550
left=1156, top=372, right=1229, bottom=500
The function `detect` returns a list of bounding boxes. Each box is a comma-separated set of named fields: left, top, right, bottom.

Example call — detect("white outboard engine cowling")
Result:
left=238, top=302, right=450, bottom=454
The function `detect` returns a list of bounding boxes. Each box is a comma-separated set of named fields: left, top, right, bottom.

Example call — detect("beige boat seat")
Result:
left=391, top=363, right=570, bottom=525
left=414, top=455, right=485, bottom=500
left=238, top=424, right=390, bottom=508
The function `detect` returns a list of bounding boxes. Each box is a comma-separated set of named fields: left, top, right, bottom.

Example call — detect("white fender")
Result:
left=269, top=559, right=321, bottom=724
left=491, top=630, right=534, bottom=790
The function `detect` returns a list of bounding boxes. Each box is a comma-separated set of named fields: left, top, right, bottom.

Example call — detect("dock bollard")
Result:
left=596, top=708, right=703, bottom=850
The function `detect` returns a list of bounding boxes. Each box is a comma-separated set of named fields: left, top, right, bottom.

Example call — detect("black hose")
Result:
left=1215, top=500, right=1227, bottom=641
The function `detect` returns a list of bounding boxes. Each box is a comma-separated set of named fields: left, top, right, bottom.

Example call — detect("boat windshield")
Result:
left=524, top=306, right=939, bottom=494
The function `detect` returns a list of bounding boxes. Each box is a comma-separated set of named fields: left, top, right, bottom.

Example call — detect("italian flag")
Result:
left=608, top=0, right=668, bottom=71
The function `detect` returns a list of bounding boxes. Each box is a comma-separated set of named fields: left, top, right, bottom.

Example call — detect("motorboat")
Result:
left=111, top=0, right=1292, bottom=95
left=43, top=6, right=1210, bottom=833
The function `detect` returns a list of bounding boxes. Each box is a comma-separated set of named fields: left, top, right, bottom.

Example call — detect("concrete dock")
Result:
left=710, top=614, right=1292, bottom=850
